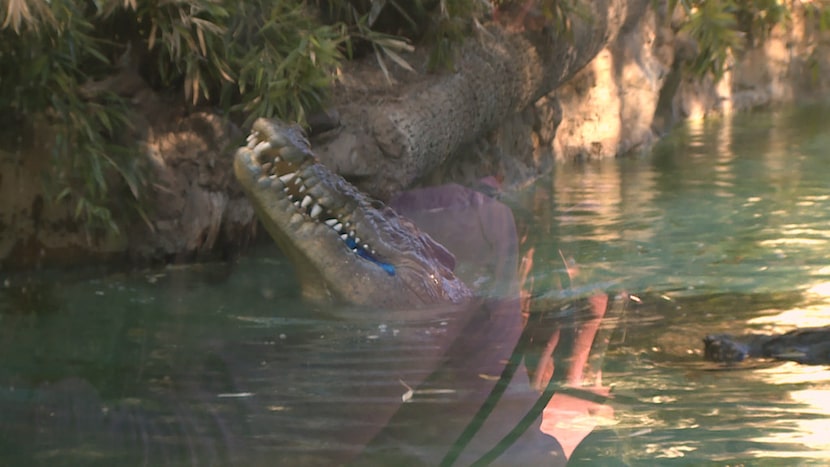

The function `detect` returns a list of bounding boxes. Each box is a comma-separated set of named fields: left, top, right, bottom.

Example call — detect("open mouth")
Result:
left=245, top=126, right=396, bottom=276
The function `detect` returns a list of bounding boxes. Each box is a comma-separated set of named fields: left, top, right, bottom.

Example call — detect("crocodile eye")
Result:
left=370, top=200, right=385, bottom=209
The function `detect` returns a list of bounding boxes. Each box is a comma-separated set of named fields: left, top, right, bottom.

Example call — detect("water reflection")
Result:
left=1, top=182, right=624, bottom=466
left=553, top=102, right=830, bottom=464
left=4, top=102, right=830, bottom=465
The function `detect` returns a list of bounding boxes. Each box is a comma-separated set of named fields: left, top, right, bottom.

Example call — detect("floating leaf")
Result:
left=399, top=379, right=414, bottom=402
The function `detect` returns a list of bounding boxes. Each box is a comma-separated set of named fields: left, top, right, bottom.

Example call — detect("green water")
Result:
left=3, top=102, right=830, bottom=465
left=532, top=103, right=830, bottom=465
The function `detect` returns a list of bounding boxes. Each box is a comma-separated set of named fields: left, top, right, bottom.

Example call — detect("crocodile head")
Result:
left=234, top=118, right=472, bottom=308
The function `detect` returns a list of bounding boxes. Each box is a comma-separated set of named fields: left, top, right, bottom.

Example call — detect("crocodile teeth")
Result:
left=310, top=204, right=323, bottom=218
left=279, top=172, right=296, bottom=183
left=253, top=141, right=271, bottom=155
left=300, top=196, right=313, bottom=208
left=324, top=218, right=338, bottom=227
left=333, top=222, right=343, bottom=232
left=340, top=233, right=348, bottom=240
left=246, top=132, right=258, bottom=148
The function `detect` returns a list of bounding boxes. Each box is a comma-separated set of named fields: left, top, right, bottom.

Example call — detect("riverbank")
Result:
left=2, top=1, right=829, bottom=271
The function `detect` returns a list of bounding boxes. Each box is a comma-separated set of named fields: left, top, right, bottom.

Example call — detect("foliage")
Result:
left=318, top=0, right=578, bottom=73
left=91, top=1, right=347, bottom=124
left=315, top=0, right=434, bottom=75
left=671, top=0, right=797, bottom=79
left=393, top=0, right=577, bottom=72
left=0, top=0, right=346, bottom=232
left=677, top=1, right=744, bottom=79
left=219, top=1, right=345, bottom=124
left=802, top=0, right=830, bottom=85
left=733, top=0, right=790, bottom=44
left=805, top=0, right=830, bottom=30
left=423, top=0, right=491, bottom=72
left=1, top=0, right=142, bottom=232
left=2, top=0, right=823, bottom=234
left=0, top=0, right=590, bottom=234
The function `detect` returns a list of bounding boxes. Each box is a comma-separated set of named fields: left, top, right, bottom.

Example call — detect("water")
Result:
left=3, top=102, right=830, bottom=465
left=532, top=103, right=830, bottom=465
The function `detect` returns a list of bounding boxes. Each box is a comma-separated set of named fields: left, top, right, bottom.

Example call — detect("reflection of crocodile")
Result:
left=233, top=118, right=472, bottom=308
left=703, top=327, right=830, bottom=364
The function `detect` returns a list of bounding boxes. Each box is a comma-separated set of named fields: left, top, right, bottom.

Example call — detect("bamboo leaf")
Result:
left=382, top=47, right=415, bottom=72
left=196, top=25, right=206, bottom=56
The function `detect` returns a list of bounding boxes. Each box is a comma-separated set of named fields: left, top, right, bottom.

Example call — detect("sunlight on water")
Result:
left=545, top=102, right=830, bottom=465
left=749, top=370, right=830, bottom=459
left=749, top=280, right=830, bottom=329
left=4, top=103, right=830, bottom=465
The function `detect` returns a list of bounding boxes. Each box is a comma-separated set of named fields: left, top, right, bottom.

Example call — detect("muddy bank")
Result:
left=1, top=1, right=829, bottom=270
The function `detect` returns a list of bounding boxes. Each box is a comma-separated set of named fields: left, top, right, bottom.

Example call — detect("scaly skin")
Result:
left=704, top=327, right=830, bottom=365
left=233, top=118, right=472, bottom=308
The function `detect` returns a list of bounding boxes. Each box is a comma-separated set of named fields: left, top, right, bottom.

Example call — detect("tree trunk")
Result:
left=313, top=0, right=634, bottom=199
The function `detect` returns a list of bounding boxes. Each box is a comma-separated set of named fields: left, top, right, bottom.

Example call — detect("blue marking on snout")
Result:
left=344, top=237, right=396, bottom=276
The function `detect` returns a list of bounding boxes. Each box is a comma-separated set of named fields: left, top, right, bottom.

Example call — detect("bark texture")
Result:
left=314, top=0, right=633, bottom=199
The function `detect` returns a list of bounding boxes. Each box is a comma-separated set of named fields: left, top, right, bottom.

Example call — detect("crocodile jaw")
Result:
left=233, top=119, right=471, bottom=308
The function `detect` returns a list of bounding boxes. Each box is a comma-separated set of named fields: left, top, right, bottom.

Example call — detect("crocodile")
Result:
left=703, top=326, right=830, bottom=365
left=233, top=118, right=472, bottom=308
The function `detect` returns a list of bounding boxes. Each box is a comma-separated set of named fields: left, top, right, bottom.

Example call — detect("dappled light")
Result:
left=748, top=367, right=830, bottom=460
left=539, top=102, right=830, bottom=463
